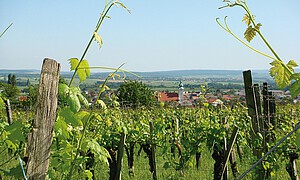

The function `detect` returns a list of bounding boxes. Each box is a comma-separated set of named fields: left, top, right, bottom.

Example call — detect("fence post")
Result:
left=243, top=70, right=265, bottom=179
left=221, top=127, right=239, bottom=179
left=5, top=99, right=13, bottom=125
left=26, top=58, right=60, bottom=179
left=115, top=133, right=126, bottom=180
left=150, top=120, right=157, bottom=180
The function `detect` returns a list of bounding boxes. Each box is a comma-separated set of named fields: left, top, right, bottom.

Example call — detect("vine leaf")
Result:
left=60, top=107, right=82, bottom=127
left=78, top=60, right=90, bottom=82
left=296, top=130, right=300, bottom=149
left=269, top=60, right=297, bottom=89
left=69, top=58, right=79, bottom=71
left=290, top=73, right=300, bottom=98
left=94, top=32, right=103, bottom=48
left=242, top=14, right=251, bottom=26
left=5, top=121, right=25, bottom=144
left=68, top=58, right=90, bottom=82
left=86, top=139, right=110, bottom=166
left=0, top=95, right=5, bottom=110
left=244, top=23, right=261, bottom=42
left=96, top=99, right=107, bottom=109
left=242, top=14, right=256, bottom=26
left=55, top=115, right=69, bottom=139
left=84, top=170, right=93, bottom=180
left=255, top=23, right=262, bottom=31
left=59, top=84, right=89, bottom=112
left=244, top=26, right=256, bottom=42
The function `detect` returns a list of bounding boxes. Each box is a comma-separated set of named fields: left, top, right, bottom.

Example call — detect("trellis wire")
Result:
left=237, top=121, right=300, bottom=180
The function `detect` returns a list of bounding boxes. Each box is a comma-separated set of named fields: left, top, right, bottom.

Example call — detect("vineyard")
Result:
left=1, top=0, right=300, bottom=179
left=0, top=97, right=299, bottom=179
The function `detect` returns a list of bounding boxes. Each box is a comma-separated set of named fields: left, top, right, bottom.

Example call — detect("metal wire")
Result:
left=237, top=121, right=300, bottom=180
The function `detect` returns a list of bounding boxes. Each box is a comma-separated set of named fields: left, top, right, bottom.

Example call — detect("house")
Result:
left=18, top=96, right=28, bottom=102
left=158, top=92, right=178, bottom=102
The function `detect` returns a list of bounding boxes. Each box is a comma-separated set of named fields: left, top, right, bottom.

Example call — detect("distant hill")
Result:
left=0, top=69, right=272, bottom=79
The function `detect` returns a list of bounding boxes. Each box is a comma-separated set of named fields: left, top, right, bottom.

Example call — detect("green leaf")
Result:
left=269, top=60, right=295, bottom=89
left=58, top=83, right=69, bottom=99
left=290, top=79, right=300, bottom=98
left=94, top=32, right=103, bottom=48
left=255, top=23, right=262, bottom=31
left=244, top=26, right=256, bottom=42
left=77, top=93, right=89, bottom=108
left=82, top=60, right=90, bottom=77
left=84, top=170, right=93, bottom=180
left=68, top=58, right=90, bottom=82
left=60, top=107, right=82, bottom=127
left=287, top=60, right=298, bottom=68
left=87, top=139, right=110, bottom=166
left=5, top=121, right=25, bottom=144
left=55, top=115, right=69, bottom=139
left=77, top=60, right=90, bottom=82
left=5, top=165, right=23, bottom=179
left=0, top=95, right=5, bottom=110
left=75, top=111, right=90, bottom=125
left=69, top=58, right=79, bottom=71
left=96, top=100, right=107, bottom=109
left=296, top=128, right=300, bottom=149
left=242, top=14, right=251, bottom=26
left=61, top=86, right=88, bottom=113
left=68, top=89, right=81, bottom=113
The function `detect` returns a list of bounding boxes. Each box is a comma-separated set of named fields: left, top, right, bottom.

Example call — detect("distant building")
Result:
left=18, top=96, right=28, bottom=102
left=158, top=92, right=178, bottom=102
left=178, top=81, right=184, bottom=104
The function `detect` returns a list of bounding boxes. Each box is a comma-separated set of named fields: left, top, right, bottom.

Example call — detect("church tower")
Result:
left=178, top=81, right=184, bottom=104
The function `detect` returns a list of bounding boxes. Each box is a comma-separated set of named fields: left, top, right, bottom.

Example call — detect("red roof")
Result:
left=159, top=92, right=178, bottom=102
left=19, top=96, right=28, bottom=102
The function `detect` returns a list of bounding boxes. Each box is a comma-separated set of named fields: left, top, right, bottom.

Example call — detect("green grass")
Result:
left=93, top=145, right=298, bottom=180
left=0, top=140, right=299, bottom=179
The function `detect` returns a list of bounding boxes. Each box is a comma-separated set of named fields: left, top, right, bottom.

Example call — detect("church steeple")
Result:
left=178, top=81, right=184, bottom=103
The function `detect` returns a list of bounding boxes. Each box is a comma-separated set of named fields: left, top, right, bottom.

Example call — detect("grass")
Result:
left=93, top=145, right=298, bottom=180
left=0, top=137, right=299, bottom=179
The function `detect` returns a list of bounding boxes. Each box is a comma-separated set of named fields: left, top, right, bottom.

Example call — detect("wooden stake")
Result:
left=26, top=59, right=60, bottom=179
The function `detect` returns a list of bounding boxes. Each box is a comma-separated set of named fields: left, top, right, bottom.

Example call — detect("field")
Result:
left=0, top=103, right=299, bottom=179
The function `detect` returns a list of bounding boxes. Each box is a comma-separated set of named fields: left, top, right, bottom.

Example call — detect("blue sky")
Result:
left=1, top=0, right=300, bottom=72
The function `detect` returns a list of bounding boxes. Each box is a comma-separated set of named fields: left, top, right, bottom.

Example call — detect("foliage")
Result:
left=54, top=0, right=130, bottom=179
left=0, top=75, right=19, bottom=101
left=217, top=0, right=300, bottom=98
left=117, top=80, right=156, bottom=109
left=7, top=74, right=16, bottom=86
left=218, top=1, right=300, bottom=160
left=0, top=94, right=5, bottom=110
left=0, top=83, right=20, bottom=100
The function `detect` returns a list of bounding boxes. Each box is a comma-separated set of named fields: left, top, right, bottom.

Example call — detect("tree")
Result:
left=117, top=80, right=156, bottom=109
left=3, top=84, right=19, bottom=100
left=7, top=74, right=16, bottom=86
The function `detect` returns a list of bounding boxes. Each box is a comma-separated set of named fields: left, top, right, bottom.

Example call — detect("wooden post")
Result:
left=26, top=59, right=60, bottom=180
left=5, top=99, right=13, bottom=125
left=243, top=70, right=265, bottom=180
left=115, top=133, right=126, bottom=180
left=221, top=127, right=239, bottom=179
left=150, top=121, right=157, bottom=180
left=243, top=71, right=261, bottom=135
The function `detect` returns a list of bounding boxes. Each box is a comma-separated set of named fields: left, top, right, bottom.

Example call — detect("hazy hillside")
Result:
left=0, top=69, right=272, bottom=80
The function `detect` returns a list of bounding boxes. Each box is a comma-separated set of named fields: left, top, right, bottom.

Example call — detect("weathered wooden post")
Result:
left=26, top=58, right=60, bottom=179
left=5, top=99, right=13, bottom=125
left=243, top=70, right=265, bottom=179
left=150, top=120, right=157, bottom=180
left=115, top=133, right=126, bottom=180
